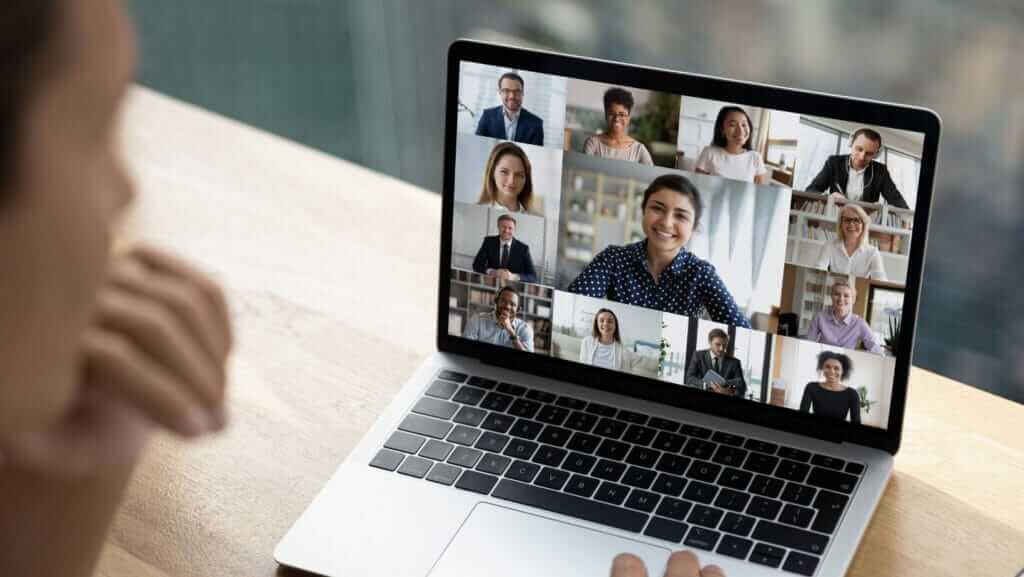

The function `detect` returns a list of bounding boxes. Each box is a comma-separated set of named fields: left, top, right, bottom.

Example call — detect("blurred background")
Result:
left=124, top=0, right=1024, bottom=403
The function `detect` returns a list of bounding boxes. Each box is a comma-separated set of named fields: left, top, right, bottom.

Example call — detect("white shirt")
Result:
left=592, top=342, right=618, bottom=369
left=815, top=239, right=888, bottom=280
left=695, top=146, right=769, bottom=183
left=845, top=164, right=867, bottom=201
left=488, top=200, right=528, bottom=214
left=503, top=107, right=520, bottom=141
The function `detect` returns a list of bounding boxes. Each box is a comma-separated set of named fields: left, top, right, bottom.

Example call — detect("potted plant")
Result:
left=857, top=386, right=877, bottom=415
left=884, top=309, right=902, bottom=355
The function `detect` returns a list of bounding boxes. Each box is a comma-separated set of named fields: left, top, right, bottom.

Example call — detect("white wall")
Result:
left=452, top=203, right=547, bottom=278
left=457, top=62, right=567, bottom=149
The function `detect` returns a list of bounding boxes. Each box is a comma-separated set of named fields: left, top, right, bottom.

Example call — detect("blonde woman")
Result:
left=477, top=141, right=535, bottom=214
left=815, top=203, right=887, bottom=280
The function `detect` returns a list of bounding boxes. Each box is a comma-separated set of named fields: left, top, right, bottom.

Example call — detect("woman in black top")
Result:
left=799, top=351, right=861, bottom=424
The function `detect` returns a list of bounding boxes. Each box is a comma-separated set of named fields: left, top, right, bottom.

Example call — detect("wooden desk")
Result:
left=98, top=87, right=1024, bottom=577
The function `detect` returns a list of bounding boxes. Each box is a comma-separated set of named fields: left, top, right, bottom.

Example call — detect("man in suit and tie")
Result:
left=805, top=128, right=910, bottom=208
left=472, top=214, right=538, bottom=284
left=685, top=328, right=747, bottom=397
left=475, top=72, right=545, bottom=146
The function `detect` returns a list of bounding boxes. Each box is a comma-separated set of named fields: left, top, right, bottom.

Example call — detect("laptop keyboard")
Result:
left=370, top=370, right=865, bottom=576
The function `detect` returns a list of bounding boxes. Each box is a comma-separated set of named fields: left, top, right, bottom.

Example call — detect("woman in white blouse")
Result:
left=476, top=141, right=536, bottom=214
left=578, top=308, right=659, bottom=375
left=695, top=106, right=770, bottom=185
left=815, top=203, right=888, bottom=280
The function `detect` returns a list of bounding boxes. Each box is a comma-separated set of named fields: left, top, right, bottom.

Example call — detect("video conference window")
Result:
left=449, top=61, right=925, bottom=430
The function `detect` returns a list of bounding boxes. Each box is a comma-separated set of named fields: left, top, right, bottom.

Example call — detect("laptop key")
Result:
left=586, top=402, right=618, bottom=417
left=744, top=439, right=779, bottom=455
left=476, top=453, right=512, bottom=476
left=683, top=527, right=720, bottom=551
left=594, top=418, right=627, bottom=439
left=492, top=479, right=648, bottom=533
left=616, top=410, right=648, bottom=425
left=749, top=475, right=784, bottom=498
left=480, top=392, right=514, bottom=412
left=779, top=504, right=815, bottom=528
left=743, top=453, right=779, bottom=475
left=644, top=517, right=689, bottom=543
left=475, top=432, right=510, bottom=453
left=624, top=489, right=660, bottom=513
left=455, top=470, right=498, bottom=495
left=749, top=543, right=786, bottom=568
left=753, top=520, right=829, bottom=555
left=369, top=449, right=404, bottom=471
left=776, top=460, right=811, bottom=483
left=621, top=466, right=657, bottom=489
left=845, top=462, right=865, bottom=475
left=716, top=535, right=754, bottom=559
left=592, top=460, right=627, bottom=482
left=682, top=438, right=716, bottom=460
left=419, top=439, right=455, bottom=461
left=594, top=481, right=631, bottom=505
left=425, top=463, right=462, bottom=486
left=713, top=488, right=751, bottom=512
left=781, top=482, right=816, bottom=506
left=648, top=417, right=681, bottom=432
left=467, top=376, right=497, bottom=390
left=534, top=467, right=570, bottom=490
left=651, top=473, right=686, bottom=497
left=397, top=456, right=433, bottom=478
left=622, top=424, right=657, bottom=446
left=811, top=455, right=845, bottom=470
left=682, top=481, right=718, bottom=504
left=451, top=386, right=486, bottom=406
left=783, top=551, right=821, bottom=576
left=533, top=446, right=568, bottom=467
left=596, top=439, right=630, bottom=461
left=480, top=413, right=514, bottom=434
left=504, top=439, right=539, bottom=460
left=655, top=454, right=691, bottom=476
left=711, top=432, right=745, bottom=446
left=566, top=432, right=602, bottom=454
left=717, top=467, right=752, bottom=491
left=711, top=446, right=748, bottom=468
left=653, top=431, right=687, bottom=453
left=385, top=431, right=426, bottom=454
left=508, top=398, right=541, bottom=419
left=688, top=504, right=725, bottom=529
left=720, top=512, right=756, bottom=537
left=563, top=452, right=597, bottom=475
left=536, top=405, right=570, bottom=425
left=565, top=411, right=599, bottom=432
left=438, top=370, right=469, bottom=383
left=555, top=396, right=587, bottom=410
left=453, top=406, right=487, bottom=427
left=505, top=460, right=540, bottom=483
left=686, top=461, right=722, bottom=483
left=399, top=414, right=452, bottom=439
left=497, top=382, right=527, bottom=396
left=655, top=497, right=692, bottom=521
left=508, top=419, right=543, bottom=440
left=625, top=447, right=661, bottom=468
left=777, top=446, right=812, bottom=462
left=525, top=389, right=556, bottom=403
left=681, top=425, right=713, bottom=439
left=811, top=490, right=849, bottom=534
left=447, top=425, right=482, bottom=446
left=448, top=446, right=483, bottom=468
left=425, top=380, right=459, bottom=400
left=806, top=467, right=858, bottom=494
left=747, top=496, right=783, bottom=520
left=537, top=425, right=572, bottom=447
left=565, top=475, right=600, bottom=498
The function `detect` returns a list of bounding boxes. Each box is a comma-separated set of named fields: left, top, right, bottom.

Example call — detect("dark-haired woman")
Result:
left=695, top=106, right=770, bottom=184
left=568, top=174, right=750, bottom=327
left=578, top=308, right=658, bottom=374
left=799, top=351, right=862, bottom=424
left=583, top=87, right=653, bottom=165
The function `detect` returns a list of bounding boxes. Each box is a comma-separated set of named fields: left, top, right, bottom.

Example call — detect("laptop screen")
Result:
left=446, top=55, right=928, bottom=432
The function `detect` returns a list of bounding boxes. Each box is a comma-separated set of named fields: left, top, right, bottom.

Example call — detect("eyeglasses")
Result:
left=607, top=112, right=630, bottom=119
left=841, top=217, right=864, bottom=226
left=499, top=89, right=523, bottom=96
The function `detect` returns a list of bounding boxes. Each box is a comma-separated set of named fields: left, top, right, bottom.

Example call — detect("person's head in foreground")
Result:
left=708, top=328, right=729, bottom=357
left=711, top=106, right=754, bottom=153
left=498, top=72, right=525, bottom=114
left=830, top=282, right=856, bottom=318
left=817, top=350, right=853, bottom=387
left=592, top=308, right=622, bottom=344
left=479, top=141, right=533, bottom=212
left=640, top=174, right=703, bottom=258
left=603, top=87, right=636, bottom=139
left=837, top=203, right=871, bottom=249
left=848, top=128, right=882, bottom=171
left=494, top=286, right=519, bottom=320
left=497, top=214, right=517, bottom=242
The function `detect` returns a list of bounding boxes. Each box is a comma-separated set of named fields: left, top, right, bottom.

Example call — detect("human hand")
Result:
left=830, top=192, right=846, bottom=203
left=495, top=269, right=512, bottom=280
left=611, top=551, right=725, bottom=577
left=0, top=247, right=233, bottom=478
left=709, top=384, right=723, bottom=394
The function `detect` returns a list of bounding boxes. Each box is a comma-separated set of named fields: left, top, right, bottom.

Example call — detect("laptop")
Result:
left=275, top=40, right=940, bottom=577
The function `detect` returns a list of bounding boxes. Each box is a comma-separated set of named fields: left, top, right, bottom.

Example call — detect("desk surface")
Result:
left=98, top=87, right=1024, bottom=577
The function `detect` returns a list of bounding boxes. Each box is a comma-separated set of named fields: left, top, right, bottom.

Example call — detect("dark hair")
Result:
left=478, top=142, right=534, bottom=212
left=0, top=1, right=62, bottom=195
left=708, top=328, right=729, bottom=344
left=495, top=286, right=519, bottom=302
left=850, top=128, right=882, bottom=147
left=641, top=174, right=703, bottom=225
left=498, top=72, right=524, bottom=90
left=591, top=308, right=622, bottom=343
left=816, top=351, right=853, bottom=380
left=603, top=87, right=635, bottom=115
left=711, top=106, right=754, bottom=150
left=496, top=213, right=517, bottom=226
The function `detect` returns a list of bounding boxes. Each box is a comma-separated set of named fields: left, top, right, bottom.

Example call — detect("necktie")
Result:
left=501, top=243, right=510, bottom=268
left=713, top=356, right=720, bottom=373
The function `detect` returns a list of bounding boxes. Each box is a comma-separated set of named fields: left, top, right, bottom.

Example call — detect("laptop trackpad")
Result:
left=428, top=503, right=672, bottom=577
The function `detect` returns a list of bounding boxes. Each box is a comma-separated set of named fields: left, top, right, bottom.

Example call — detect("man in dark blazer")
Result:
left=475, top=72, right=545, bottom=146
left=685, top=329, right=747, bottom=397
left=805, top=128, right=910, bottom=209
left=472, top=214, right=538, bottom=283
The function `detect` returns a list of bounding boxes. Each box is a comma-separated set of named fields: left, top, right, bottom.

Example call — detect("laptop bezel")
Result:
left=437, top=39, right=940, bottom=455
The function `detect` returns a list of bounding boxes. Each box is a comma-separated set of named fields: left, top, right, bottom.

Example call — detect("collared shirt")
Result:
left=815, top=240, right=888, bottom=280
left=568, top=240, right=750, bottom=327
left=806, top=309, right=883, bottom=354
left=488, top=200, right=527, bottom=214
left=503, top=107, right=520, bottom=141
left=462, top=312, right=534, bottom=352
left=846, top=164, right=867, bottom=201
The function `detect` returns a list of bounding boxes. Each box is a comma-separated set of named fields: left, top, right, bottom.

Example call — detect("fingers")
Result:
left=700, top=564, right=726, bottom=577
left=664, top=551, right=702, bottom=577
left=610, top=553, right=648, bottom=577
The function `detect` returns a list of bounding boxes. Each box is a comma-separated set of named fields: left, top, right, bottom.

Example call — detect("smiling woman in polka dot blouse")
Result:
left=568, top=174, right=751, bottom=328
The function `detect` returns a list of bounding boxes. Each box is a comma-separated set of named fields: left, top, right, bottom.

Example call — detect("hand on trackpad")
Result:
left=428, top=503, right=725, bottom=577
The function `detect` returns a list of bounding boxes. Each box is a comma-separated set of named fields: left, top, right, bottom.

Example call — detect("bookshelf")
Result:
left=448, top=268, right=554, bottom=354
left=561, top=168, right=646, bottom=267
left=784, top=265, right=869, bottom=337
left=785, top=190, right=914, bottom=283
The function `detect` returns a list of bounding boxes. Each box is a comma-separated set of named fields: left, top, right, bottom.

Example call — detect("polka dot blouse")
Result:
left=568, top=240, right=751, bottom=328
